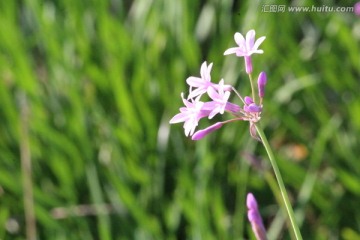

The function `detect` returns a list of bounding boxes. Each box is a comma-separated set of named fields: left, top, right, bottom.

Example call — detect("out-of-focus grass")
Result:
left=0, top=0, right=359, bottom=239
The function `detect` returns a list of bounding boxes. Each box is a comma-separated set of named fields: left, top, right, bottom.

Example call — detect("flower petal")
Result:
left=169, top=112, right=188, bottom=124
left=252, top=36, right=266, bottom=51
left=234, top=32, right=245, bottom=46
left=246, top=30, right=255, bottom=50
left=186, top=76, right=205, bottom=87
left=224, top=47, right=239, bottom=55
left=200, top=61, right=208, bottom=79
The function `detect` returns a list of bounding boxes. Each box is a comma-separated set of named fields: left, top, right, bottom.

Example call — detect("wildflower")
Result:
left=170, top=36, right=267, bottom=140
left=204, top=79, right=231, bottom=119
left=224, top=30, right=266, bottom=57
left=224, top=30, right=266, bottom=74
left=186, top=61, right=213, bottom=99
left=169, top=93, right=209, bottom=136
left=187, top=61, right=232, bottom=99
left=247, top=193, right=267, bottom=240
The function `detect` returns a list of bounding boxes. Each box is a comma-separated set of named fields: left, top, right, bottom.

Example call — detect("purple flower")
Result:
left=170, top=52, right=265, bottom=140
left=224, top=30, right=266, bottom=74
left=186, top=61, right=214, bottom=99
left=192, top=122, right=223, bottom=140
left=204, top=80, right=231, bottom=119
left=247, top=193, right=267, bottom=240
left=169, top=93, right=210, bottom=136
left=224, top=30, right=266, bottom=57
left=187, top=61, right=232, bottom=99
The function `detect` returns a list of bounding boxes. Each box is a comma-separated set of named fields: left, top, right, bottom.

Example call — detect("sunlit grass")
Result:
left=0, top=0, right=359, bottom=239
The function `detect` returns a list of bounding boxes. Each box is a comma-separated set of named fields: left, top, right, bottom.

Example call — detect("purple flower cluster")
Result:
left=170, top=30, right=267, bottom=140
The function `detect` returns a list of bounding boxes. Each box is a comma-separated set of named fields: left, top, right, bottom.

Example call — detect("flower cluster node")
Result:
left=170, top=29, right=267, bottom=140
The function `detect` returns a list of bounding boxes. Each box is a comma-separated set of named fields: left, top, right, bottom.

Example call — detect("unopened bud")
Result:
left=247, top=193, right=267, bottom=240
left=244, top=96, right=254, bottom=105
left=244, top=103, right=262, bottom=113
left=257, top=72, right=267, bottom=98
left=191, top=122, right=223, bottom=140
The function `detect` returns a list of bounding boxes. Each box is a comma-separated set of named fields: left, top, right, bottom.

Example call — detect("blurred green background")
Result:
left=0, top=0, right=359, bottom=239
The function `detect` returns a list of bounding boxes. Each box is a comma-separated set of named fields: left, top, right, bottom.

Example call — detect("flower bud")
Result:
left=244, top=96, right=254, bottom=105
left=244, top=103, right=262, bottom=113
left=257, top=72, right=267, bottom=98
left=191, top=122, right=223, bottom=140
left=247, top=193, right=267, bottom=240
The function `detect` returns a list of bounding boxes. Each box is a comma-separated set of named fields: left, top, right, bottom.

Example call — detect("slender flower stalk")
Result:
left=248, top=73, right=256, bottom=102
left=255, top=125, right=303, bottom=240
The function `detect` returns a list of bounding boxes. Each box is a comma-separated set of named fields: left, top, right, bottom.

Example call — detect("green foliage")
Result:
left=0, top=0, right=359, bottom=239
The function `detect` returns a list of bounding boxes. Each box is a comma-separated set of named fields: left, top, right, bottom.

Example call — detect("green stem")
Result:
left=255, top=125, right=303, bottom=240
left=248, top=73, right=256, bottom=103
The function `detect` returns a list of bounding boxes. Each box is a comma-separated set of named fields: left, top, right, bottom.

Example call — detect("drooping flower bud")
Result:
left=257, top=72, right=267, bottom=98
left=191, top=122, right=223, bottom=140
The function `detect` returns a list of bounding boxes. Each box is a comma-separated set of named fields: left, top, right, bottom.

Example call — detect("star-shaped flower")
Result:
left=169, top=93, right=210, bottom=136
left=203, top=79, right=231, bottom=119
left=186, top=61, right=214, bottom=99
left=224, top=30, right=266, bottom=57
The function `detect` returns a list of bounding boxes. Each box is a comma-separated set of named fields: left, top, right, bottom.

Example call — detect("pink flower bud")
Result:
left=247, top=192, right=258, bottom=210
left=244, top=96, right=254, bottom=105
left=244, top=103, right=262, bottom=113
left=191, top=122, right=223, bottom=140
left=247, top=193, right=267, bottom=240
left=257, top=72, right=267, bottom=98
